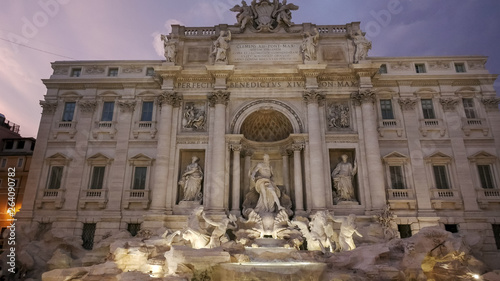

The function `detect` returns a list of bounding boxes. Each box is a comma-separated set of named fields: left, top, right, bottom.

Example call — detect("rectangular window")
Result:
left=146, top=67, right=155, bottom=76
left=90, top=166, right=105, bottom=189
left=140, top=101, right=154, bottom=122
left=478, top=165, right=495, bottom=189
left=390, top=166, right=405, bottom=189
left=108, top=68, right=118, bottom=77
left=132, top=167, right=147, bottom=190
left=415, top=63, right=426, bottom=73
left=445, top=224, right=459, bottom=233
left=127, top=223, right=141, bottom=237
left=62, top=102, right=76, bottom=122
left=1, top=158, right=7, bottom=168
left=379, top=64, right=387, bottom=74
left=101, top=102, right=115, bottom=121
left=493, top=224, right=500, bottom=250
left=70, top=68, right=81, bottom=77
left=16, top=140, right=25, bottom=149
left=421, top=99, right=436, bottom=119
left=398, top=225, right=412, bottom=238
left=5, top=140, right=14, bottom=150
left=462, top=98, right=476, bottom=119
left=47, top=166, right=63, bottom=189
left=455, top=63, right=466, bottom=73
left=82, top=223, right=96, bottom=250
left=380, top=99, right=395, bottom=120
left=17, top=158, right=23, bottom=167
left=433, top=165, right=450, bottom=189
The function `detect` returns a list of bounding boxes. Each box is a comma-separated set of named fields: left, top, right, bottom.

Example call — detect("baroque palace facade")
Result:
left=18, top=5, right=500, bottom=265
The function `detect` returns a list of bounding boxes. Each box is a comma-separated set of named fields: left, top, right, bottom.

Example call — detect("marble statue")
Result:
left=375, top=204, right=399, bottom=240
left=291, top=211, right=339, bottom=253
left=301, top=28, right=319, bottom=61
left=331, top=154, right=357, bottom=202
left=211, top=30, right=232, bottom=63
left=160, top=34, right=176, bottom=63
left=178, top=156, right=203, bottom=201
left=202, top=212, right=237, bottom=248
left=230, top=1, right=254, bottom=31
left=351, top=30, right=371, bottom=63
left=333, top=214, right=363, bottom=251
left=273, top=0, right=298, bottom=27
left=249, top=154, right=284, bottom=213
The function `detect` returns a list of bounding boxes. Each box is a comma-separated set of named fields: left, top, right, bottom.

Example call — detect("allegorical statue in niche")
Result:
left=178, top=156, right=203, bottom=201
left=160, top=34, right=176, bottom=63
left=211, top=30, right=232, bottom=63
left=301, top=28, right=319, bottom=61
left=333, top=214, right=363, bottom=251
left=331, top=154, right=357, bottom=202
left=230, top=0, right=254, bottom=31
left=351, top=30, right=372, bottom=63
left=249, top=154, right=285, bottom=213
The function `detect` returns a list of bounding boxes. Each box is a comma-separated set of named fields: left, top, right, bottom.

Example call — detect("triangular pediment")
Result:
left=98, top=91, right=120, bottom=97
left=128, top=153, right=154, bottom=166
left=414, top=88, right=438, bottom=97
left=60, top=91, right=81, bottom=98
left=87, top=153, right=113, bottom=164
left=46, top=153, right=72, bottom=165
left=130, top=154, right=153, bottom=161
left=383, top=151, right=408, bottom=159
left=468, top=151, right=496, bottom=160
left=424, top=151, right=452, bottom=163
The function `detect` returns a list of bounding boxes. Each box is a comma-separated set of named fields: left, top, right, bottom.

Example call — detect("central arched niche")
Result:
left=240, top=109, right=293, bottom=142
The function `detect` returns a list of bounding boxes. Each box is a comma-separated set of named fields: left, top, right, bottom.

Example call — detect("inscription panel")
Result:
left=230, top=43, right=302, bottom=63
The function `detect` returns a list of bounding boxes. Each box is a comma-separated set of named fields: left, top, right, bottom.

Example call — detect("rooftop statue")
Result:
left=350, top=30, right=372, bottom=63
left=160, top=34, right=176, bottom=63
left=230, top=0, right=298, bottom=32
left=301, top=28, right=319, bottom=62
left=211, top=30, right=232, bottom=64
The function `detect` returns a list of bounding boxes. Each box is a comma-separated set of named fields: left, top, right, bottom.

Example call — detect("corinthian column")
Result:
left=291, top=142, right=305, bottom=213
left=208, top=91, right=230, bottom=212
left=352, top=89, right=386, bottom=210
left=303, top=90, right=327, bottom=210
left=230, top=144, right=242, bottom=214
left=151, top=92, right=182, bottom=212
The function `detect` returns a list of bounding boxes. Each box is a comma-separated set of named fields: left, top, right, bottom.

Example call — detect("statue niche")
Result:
left=330, top=150, right=359, bottom=205
left=177, top=151, right=205, bottom=204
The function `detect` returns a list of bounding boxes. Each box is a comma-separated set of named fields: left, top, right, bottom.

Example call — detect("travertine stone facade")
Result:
left=17, top=20, right=500, bottom=265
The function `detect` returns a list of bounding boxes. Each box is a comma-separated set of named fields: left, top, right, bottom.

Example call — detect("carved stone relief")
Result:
left=40, top=101, right=58, bottom=114
left=390, top=62, right=411, bottom=71
left=182, top=101, right=207, bottom=132
left=85, top=66, right=105, bottom=74
left=428, top=61, right=451, bottom=70
left=467, top=60, right=486, bottom=70
left=78, top=101, right=97, bottom=114
left=122, top=66, right=143, bottom=73
left=439, top=98, right=459, bottom=111
left=398, top=98, right=417, bottom=111
left=52, top=66, right=68, bottom=75
left=327, top=102, right=350, bottom=130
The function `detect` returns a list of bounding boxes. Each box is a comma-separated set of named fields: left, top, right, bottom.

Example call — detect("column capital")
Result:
left=280, top=148, right=292, bottom=157
left=78, top=100, right=97, bottom=114
left=242, top=148, right=254, bottom=157
left=481, top=97, right=500, bottom=111
left=230, top=144, right=242, bottom=152
left=157, top=91, right=183, bottom=107
left=290, top=142, right=305, bottom=151
left=351, top=89, right=375, bottom=105
left=40, top=100, right=58, bottom=114
left=398, top=98, right=418, bottom=111
left=303, top=90, right=325, bottom=105
left=117, top=100, right=137, bottom=112
left=209, top=91, right=230, bottom=107
left=439, top=98, right=460, bottom=111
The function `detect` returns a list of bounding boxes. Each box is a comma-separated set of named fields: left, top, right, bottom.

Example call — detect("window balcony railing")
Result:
left=133, top=121, right=157, bottom=139
left=36, top=188, right=65, bottom=209
left=378, top=119, right=403, bottom=137
left=461, top=118, right=489, bottom=136
left=476, top=188, right=500, bottom=209
left=419, top=119, right=446, bottom=137
left=430, top=188, right=462, bottom=209
left=79, top=189, right=108, bottom=209
left=386, top=189, right=416, bottom=209
left=53, top=122, right=77, bottom=139
left=92, top=121, right=117, bottom=139
left=124, top=189, right=150, bottom=209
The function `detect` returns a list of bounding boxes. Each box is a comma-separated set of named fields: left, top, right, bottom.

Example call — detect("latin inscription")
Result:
left=176, top=81, right=358, bottom=89
left=230, top=43, right=302, bottom=63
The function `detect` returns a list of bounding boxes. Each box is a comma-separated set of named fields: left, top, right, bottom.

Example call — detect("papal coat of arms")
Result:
left=230, top=0, right=299, bottom=32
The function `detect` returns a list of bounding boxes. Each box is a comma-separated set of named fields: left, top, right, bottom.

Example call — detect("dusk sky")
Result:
left=1, top=0, right=499, bottom=138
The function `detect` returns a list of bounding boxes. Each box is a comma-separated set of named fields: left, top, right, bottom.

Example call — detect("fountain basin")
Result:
left=215, top=262, right=326, bottom=281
